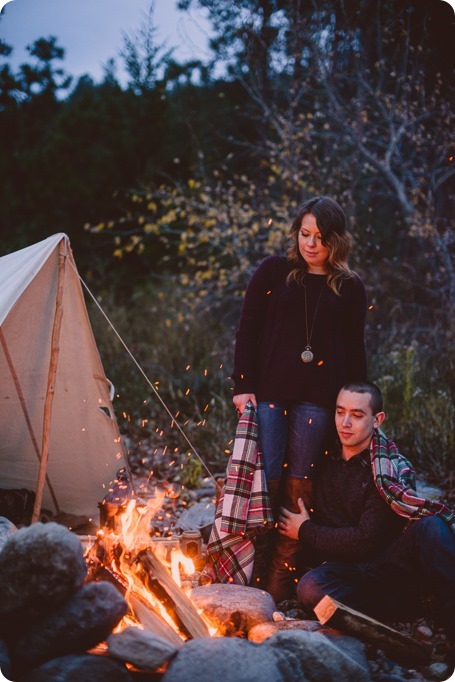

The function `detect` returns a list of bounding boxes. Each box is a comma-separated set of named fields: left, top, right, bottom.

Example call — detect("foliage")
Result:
left=0, top=0, right=453, bottom=476
left=371, top=341, right=455, bottom=476
left=86, top=171, right=293, bottom=320
left=86, top=280, right=237, bottom=471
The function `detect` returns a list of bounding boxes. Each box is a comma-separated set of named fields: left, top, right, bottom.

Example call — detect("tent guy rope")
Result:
left=72, top=262, right=217, bottom=488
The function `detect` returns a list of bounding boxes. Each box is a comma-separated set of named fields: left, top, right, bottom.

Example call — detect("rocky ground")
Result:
left=33, top=441, right=453, bottom=682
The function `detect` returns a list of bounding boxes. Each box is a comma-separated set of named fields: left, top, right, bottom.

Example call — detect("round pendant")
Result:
left=301, top=348, right=314, bottom=363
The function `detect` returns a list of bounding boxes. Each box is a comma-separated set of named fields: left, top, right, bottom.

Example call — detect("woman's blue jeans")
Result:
left=257, top=401, right=332, bottom=482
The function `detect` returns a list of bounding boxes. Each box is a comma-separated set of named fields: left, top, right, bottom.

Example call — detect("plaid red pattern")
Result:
left=203, top=402, right=274, bottom=585
left=371, top=428, right=454, bottom=528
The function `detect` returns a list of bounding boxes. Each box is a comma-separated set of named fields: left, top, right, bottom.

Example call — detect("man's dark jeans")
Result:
left=297, top=516, right=455, bottom=636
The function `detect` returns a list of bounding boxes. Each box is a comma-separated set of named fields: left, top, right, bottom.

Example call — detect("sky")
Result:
left=0, top=0, right=213, bottom=86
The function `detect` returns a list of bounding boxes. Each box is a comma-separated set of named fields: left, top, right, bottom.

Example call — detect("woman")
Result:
left=232, top=196, right=367, bottom=602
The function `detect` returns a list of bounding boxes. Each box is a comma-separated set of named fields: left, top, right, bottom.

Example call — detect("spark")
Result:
left=368, top=305, right=374, bottom=310
left=317, top=360, right=324, bottom=366
left=185, top=364, right=191, bottom=371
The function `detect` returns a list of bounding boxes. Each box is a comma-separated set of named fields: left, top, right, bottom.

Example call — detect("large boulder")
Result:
left=0, top=522, right=87, bottom=616
left=18, top=654, right=131, bottom=682
left=162, top=629, right=371, bottom=682
left=265, top=630, right=371, bottom=681
left=190, top=584, right=276, bottom=635
left=0, top=516, right=17, bottom=553
left=13, top=581, right=128, bottom=672
left=163, top=636, right=282, bottom=682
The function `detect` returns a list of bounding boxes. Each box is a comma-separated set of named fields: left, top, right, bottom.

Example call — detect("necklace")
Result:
left=301, top=280, right=325, bottom=363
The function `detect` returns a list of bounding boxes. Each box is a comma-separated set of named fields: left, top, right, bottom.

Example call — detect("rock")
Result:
left=425, top=662, right=452, bottom=681
left=107, top=625, right=179, bottom=672
left=190, top=584, right=276, bottom=635
left=414, top=624, right=433, bottom=641
left=317, top=631, right=370, bottom=674
left=0, top=522, right=87, bottom=616
left=249, top=619, right=323, bottom=642
left=0, top=516, right=17, bottom=553
left=18, top=653, right=131, bottom=682
left=13, top=581, right=128, bottom=671
left=415, top=480, right=443, bottom=501
left=162, top=636, right=287, bottom=682
left=0, top=638, right=12, bottom=680
left=174, top=501, right=215, bottom=540
left=163, top=629, right=371, bottom=682
left=266, top=630, right=371, bottom=682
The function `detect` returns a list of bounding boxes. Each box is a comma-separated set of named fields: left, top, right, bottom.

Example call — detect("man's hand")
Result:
left=278, top=498, right=310, bottom=540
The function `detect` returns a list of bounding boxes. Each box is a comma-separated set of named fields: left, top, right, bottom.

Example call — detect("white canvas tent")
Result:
left=0, top=233, right=129, bottom=520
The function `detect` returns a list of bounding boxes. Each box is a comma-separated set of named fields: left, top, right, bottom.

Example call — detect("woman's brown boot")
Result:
left=265, top=477, right=313, bottom=604
left=249, top=479, right=281, bottom=588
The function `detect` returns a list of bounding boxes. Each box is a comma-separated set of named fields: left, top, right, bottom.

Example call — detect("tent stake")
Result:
left=32, top=241, right=67, bottom=523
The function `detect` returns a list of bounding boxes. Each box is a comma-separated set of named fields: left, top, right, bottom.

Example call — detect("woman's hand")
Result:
left=233, top=393, right=257, bottom=416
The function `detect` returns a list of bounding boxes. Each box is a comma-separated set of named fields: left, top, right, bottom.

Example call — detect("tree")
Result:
left=20, top=36, right=72, bottom=99
left=120, top=3, right=173, bottom=95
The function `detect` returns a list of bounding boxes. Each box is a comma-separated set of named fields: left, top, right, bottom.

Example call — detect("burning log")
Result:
left=86, top=542, right=185, bottom=646
left=86, top=529, right=209, bottom=642
left=128, top=594, right=184, bottom=648
left=314, top=596, right=432, bottom=665
left=135, top=549, right=210, bottom=640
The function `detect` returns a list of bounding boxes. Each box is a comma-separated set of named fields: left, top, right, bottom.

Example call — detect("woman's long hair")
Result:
left=286, top=196, right=354, bottom=295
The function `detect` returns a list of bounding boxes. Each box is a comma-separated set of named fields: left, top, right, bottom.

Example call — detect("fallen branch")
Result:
left=314, top=595, right=431, bottom=665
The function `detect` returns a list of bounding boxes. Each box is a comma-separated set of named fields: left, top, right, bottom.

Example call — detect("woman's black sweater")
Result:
left=232, top=256, right=367, bottom=408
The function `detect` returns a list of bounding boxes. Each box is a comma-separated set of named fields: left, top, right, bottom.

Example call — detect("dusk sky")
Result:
left=0, top=0, right=212, bottom=86
left=1, top=0, right=453, bottom=86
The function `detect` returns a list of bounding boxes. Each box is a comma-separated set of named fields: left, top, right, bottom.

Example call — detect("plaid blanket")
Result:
left=203, top=402, right=274, bottom=585
left=370, top=428, right=454, bottom=528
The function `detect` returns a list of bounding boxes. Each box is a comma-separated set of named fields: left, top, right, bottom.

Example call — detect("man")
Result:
left=278, top=381, right=455, bottom=636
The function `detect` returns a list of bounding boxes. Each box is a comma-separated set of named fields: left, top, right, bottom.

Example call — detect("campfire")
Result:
left=86, top=495, right=215, bottom=643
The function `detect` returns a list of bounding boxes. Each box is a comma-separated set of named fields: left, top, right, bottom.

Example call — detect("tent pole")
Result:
left=32, top=241, right=67, bottom=523
left=0, top=328, right=60, bottom=512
